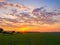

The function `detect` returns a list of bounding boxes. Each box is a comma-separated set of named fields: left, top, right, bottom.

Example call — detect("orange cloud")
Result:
left=1, top=23, right=60, bottom=32
left=0, top=0, right=5, bottom=2
left=0, top=2, right=60, bottom=32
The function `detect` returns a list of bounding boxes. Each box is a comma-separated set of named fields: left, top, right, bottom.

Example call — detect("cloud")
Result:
left=0, top=2, right=60, bottom=30
left=0, top=0, right=5, bottom=2
left=32, top=7, right=60, bottom=24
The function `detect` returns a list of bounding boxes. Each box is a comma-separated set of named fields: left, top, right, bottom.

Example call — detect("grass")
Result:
left=0, top=32, right=60, bottom=45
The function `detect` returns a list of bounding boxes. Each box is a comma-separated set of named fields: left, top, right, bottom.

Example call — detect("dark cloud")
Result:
left=32, top=7, right=60, bottom=24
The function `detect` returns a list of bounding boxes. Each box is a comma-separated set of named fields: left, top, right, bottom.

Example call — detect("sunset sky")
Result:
left=0, top=0, right=60, bottom=32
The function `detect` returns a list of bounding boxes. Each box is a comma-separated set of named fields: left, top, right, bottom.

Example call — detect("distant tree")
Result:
left=0, top=28, right=3, bottom=33
left=16, top=32, right=20, bottom=34
left=2, top=31, right=8, bottom=34
left=2, top=30, right=15, bottom=34
left=2, top=31, right=13, bottom=34
left=11, top=31, right=15, bottom=34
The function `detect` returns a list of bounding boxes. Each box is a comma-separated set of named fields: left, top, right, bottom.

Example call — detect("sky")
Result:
left=5, top=0, right=60, bottom=8
left=0, top=0, right=60, bottom=32
left=7, top=0, right=60, bottom=8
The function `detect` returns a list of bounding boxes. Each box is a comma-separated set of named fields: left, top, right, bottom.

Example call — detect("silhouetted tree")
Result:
left=11, top=31, right=15, bottom=34
left=0, top=28, right=3, bottom=33
left=2, top=31, right=16, bottom=34
left=2, top=31, right=8, bottom=34
left=0, top=28, right=19, bottom=35
left=16, top=32, right=20, bottom=34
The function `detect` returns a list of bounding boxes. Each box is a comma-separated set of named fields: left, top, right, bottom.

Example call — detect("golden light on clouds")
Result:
left=1, top=22, right=60, bottom=32
left=0, top=1, right=60, bottom=32
left=0, top=0, right=5, bottom=2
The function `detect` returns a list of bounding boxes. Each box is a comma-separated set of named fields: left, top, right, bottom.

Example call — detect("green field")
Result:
left=0, top=32, right=60, bottom=45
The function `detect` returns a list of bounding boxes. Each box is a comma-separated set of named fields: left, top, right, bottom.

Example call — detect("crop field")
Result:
left=0, top=32, right=60, bottom=45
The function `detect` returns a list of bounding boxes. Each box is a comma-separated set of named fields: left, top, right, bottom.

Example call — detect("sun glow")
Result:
left=19, top=27, right=29, bottom=32
left=0, top=23, right=60, bottom=32
left=15, top=26, right=31, bottom=32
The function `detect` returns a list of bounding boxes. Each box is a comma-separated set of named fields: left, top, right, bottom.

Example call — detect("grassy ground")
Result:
left=0, top=32, right=60, bottom=45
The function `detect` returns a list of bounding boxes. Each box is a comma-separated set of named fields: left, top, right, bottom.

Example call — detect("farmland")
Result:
left=0, top=32, right=60, bottom=45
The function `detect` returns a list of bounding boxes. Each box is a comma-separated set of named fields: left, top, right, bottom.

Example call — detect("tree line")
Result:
left=0, top=28, right=20, bottom=34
